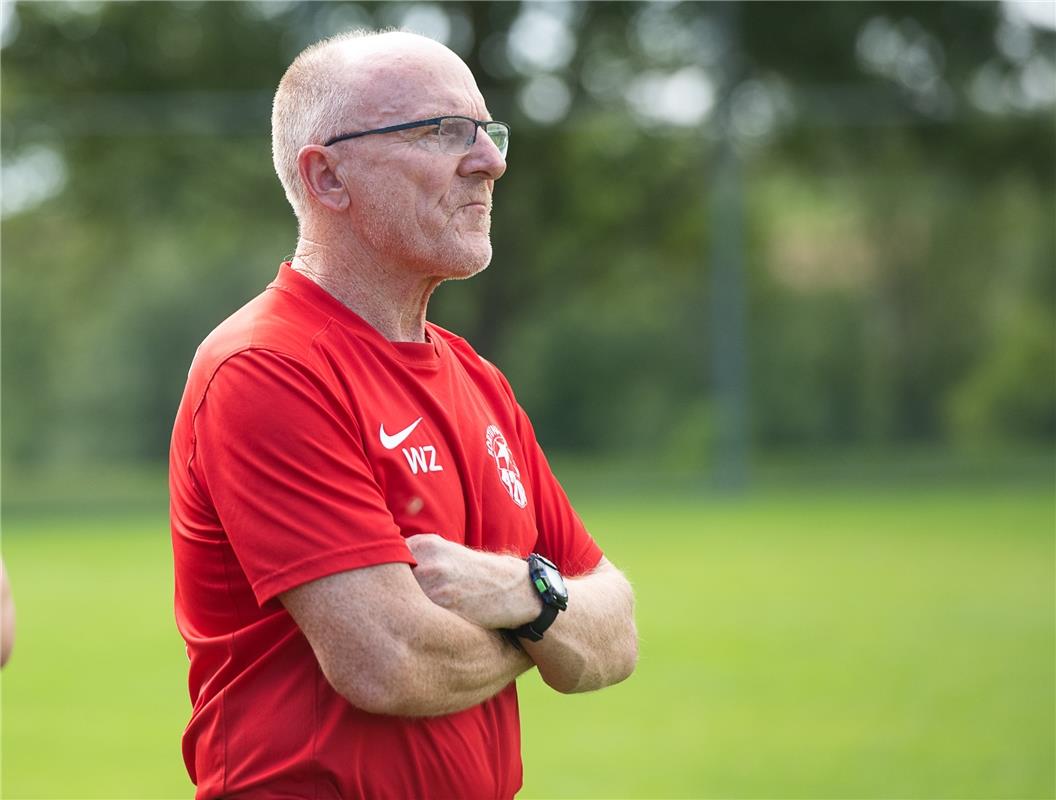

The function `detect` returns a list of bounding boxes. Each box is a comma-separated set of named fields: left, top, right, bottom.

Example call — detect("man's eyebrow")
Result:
left=428, top=112, right=492, bottom=120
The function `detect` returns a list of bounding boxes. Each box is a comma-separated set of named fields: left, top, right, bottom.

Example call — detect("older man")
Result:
left=170, top=30, right=637, bottom=799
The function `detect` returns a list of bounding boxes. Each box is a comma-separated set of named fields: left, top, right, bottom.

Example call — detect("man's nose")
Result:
left=458, top=130, right=507, bottom=181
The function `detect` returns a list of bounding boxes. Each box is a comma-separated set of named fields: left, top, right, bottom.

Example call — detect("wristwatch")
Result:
left=512, top=553, right=568, bottom=642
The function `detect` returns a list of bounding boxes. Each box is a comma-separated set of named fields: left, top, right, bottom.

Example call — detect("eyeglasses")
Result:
left=324, top=115, right=510, bottom=158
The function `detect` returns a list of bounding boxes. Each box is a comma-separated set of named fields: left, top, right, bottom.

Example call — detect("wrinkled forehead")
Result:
left=337, top=38, right=489, bottom=127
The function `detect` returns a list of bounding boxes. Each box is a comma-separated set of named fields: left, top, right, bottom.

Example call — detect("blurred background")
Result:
left=1, top=1, right=1053, bottom=798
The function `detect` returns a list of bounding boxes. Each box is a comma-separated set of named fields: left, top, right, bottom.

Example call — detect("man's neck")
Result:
left=291, top=237, right=441, bottom=343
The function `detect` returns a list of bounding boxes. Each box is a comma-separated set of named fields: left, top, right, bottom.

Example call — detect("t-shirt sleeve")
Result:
left=190, top=348, right=413, bottom=605
left=513, top=404, right=603, bottom=578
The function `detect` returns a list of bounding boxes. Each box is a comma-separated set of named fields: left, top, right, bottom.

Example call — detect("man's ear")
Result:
left=297, top=145, right=351, bottom=212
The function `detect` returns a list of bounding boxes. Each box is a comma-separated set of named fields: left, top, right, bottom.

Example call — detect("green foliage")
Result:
left=1, top=1, right=1053, bottom=467
left=949, top=304, right=1056, bottom=442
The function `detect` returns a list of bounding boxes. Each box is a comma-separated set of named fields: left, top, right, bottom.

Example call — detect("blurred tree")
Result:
left=1, top=1, right=1052, bottom=469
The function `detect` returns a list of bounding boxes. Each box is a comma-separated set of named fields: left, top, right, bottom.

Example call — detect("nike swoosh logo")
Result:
left=379, top=417, right=422, bottom=450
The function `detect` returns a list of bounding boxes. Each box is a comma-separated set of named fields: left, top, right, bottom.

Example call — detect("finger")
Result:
left=405, top=533, right=444, bottom=560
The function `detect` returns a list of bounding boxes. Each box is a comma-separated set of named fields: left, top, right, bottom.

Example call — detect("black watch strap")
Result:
left=503, top=553, right=567, bottom=646
left=514, top=603, right=559, bottom=642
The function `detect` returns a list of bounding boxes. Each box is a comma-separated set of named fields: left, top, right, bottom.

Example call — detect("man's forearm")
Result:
left=405, top=536, right=638, bottom=696
left=522, top=560, right=637, bottom=694
left=281, top=564, right=533, bottom=719
left=394, top=604, right=534, bottom=716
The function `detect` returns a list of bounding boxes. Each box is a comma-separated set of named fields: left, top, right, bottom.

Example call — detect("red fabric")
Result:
left=169, top=263, right=602, bottom=799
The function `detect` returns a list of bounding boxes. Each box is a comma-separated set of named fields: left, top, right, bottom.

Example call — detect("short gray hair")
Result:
left=270, top=29, right=378, bottom=220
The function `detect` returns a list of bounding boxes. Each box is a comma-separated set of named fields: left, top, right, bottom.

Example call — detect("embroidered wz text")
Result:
left=403, top=445, right=443, bottom=474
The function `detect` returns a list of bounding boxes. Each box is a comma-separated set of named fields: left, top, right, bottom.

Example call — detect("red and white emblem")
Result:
left=486, top=424, right=527, bottom=508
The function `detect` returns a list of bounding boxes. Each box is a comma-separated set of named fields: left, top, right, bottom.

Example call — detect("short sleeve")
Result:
left=514, top=406, right=603, bottom=578
left=191, top=349, right=413, bottom=605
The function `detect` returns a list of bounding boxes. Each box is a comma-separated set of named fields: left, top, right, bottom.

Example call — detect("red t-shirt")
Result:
left=169, top=263, right=602, bottom=799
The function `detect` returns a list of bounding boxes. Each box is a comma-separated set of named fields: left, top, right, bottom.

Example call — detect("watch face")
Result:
left=543, top=564, right=568, bottom=601
left=529, top=554, right=568, bottom=611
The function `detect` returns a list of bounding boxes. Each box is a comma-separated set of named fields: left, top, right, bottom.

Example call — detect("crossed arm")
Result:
left=281, top=537, right=637, bottom=717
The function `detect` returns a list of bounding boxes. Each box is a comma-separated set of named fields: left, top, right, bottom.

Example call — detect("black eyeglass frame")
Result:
left=323, top=115, right=510, bottom=154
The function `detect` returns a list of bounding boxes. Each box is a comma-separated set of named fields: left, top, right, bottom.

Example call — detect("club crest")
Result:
left=485, top=424, right=527, bottom=508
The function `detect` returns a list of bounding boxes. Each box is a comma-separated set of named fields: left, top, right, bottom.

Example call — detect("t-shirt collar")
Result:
left=269, top=262, right=442, bottom=366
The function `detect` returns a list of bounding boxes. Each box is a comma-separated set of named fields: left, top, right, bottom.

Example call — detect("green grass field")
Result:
left=2, top=468, right=1053, bottom=798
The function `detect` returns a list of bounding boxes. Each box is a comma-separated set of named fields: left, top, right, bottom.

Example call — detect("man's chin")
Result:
left=437, top=242, right=493, bottom=281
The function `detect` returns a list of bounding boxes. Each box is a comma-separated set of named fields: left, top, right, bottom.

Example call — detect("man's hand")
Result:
left=407, top=535, right=638, bottom=696
left=406, top=534, right=541, bottom=630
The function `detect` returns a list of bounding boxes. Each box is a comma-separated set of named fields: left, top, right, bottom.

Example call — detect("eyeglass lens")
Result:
left=437, top=118, right=508, bottom=158
left=484, top=123, right=509, bottom=157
